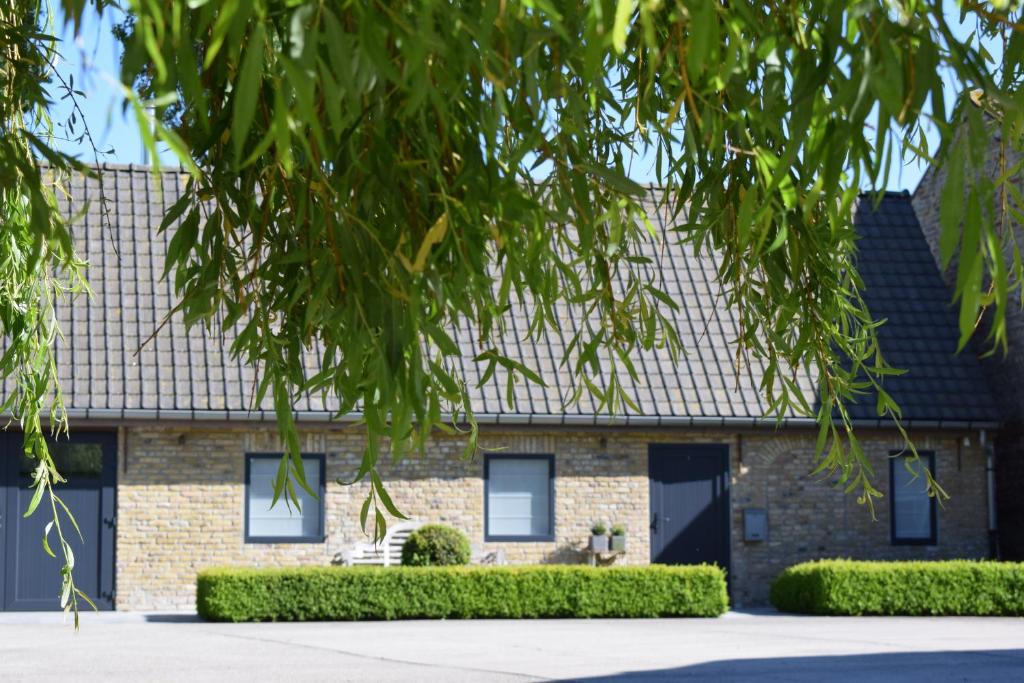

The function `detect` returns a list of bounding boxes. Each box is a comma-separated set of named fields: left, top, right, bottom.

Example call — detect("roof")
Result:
left=13, top=165, right=997, bottom=428
left=852, top=193, right=996, bottom=424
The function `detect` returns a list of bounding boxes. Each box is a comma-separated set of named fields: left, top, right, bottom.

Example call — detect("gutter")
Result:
left=55, top=407, right=999, bottom=431
left=981, top=429, right=1000, bottom=559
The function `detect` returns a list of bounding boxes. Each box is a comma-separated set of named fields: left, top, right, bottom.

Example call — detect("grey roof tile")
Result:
left=2, top=168, right=995, bottom=426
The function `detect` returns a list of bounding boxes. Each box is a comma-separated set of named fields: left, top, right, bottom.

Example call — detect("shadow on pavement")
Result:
left=143, top=613, right=203, bottom=623
left=558, top=649, right=1024, bottom=682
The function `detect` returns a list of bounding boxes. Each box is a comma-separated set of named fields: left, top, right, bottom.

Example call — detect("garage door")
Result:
left=1, top=431, right=116, bottom=610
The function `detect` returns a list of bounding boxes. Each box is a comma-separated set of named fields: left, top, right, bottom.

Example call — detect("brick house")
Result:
left=913, top=129, right=1024, bottom=560
left=0, top=167, right=999, bottom=611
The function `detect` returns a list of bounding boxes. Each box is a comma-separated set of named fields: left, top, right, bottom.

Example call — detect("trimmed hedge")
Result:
left=770, top=560, right=1024, bottom=616
left=401, top=525, right=471, bottom=566
left=197, top=564, right=728, bottom=622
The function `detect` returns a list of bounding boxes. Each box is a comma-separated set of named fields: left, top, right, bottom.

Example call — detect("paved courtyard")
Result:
left=0, top=610, right=1021, bottom=681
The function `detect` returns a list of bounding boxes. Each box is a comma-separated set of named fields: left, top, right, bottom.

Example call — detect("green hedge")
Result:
left=197, top=564, right=728, bottom=622
left=770, top=560, right=1024, bottom=616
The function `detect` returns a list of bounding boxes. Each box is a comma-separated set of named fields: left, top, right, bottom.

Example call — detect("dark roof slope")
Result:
left=8, top=166, right=995, bottom=427
left=851, top=193, right=997, bottom=423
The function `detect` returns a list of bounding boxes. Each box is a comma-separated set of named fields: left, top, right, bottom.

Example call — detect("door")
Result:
left=649, top=444, right=730, bottom=571
left=2, top=431, right=116, bottom=610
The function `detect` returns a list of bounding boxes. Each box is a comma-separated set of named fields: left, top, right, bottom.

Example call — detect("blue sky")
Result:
left=50, top=2, right=999, bottom=193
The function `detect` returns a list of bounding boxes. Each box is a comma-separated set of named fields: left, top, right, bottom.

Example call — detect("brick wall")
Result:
left=912, top=133, right=1024, bottom=559
left=116, top=426, right=651, bottom=610
left=729, top=431, right=987, bottom=605
left=115, top=425, right=988, bottom=610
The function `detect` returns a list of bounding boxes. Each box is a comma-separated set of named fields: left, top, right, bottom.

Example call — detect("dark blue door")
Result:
left=649, top=444, right=730, bottom=571
left=2, top=431, right=116, bottom=610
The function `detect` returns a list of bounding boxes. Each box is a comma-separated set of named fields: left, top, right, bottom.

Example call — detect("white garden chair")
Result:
left=341, top=521, right=423, bottom=567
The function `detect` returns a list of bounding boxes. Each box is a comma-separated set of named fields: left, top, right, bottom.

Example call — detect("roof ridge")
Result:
left=96, top=161, right=187, bottom=173
left=859, top=189, right=912, bottom=198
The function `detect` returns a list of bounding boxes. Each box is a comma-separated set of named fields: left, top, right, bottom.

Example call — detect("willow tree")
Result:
left=2, top=0, right=1022, bottom=617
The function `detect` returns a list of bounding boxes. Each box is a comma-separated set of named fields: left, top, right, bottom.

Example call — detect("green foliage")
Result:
left=611, top=524, right=626, bottom=536
left=107, top=0, right=1024, bottom=529
left=770, top=560, right=1024, bottom=616
left=591, top=522, right=608, bottom=536
left=196, top=564, right=729, bottom=622
left=9, top=0, right=1024, bottom=617
left=400, top=525, right=471, bottom=567
left=0, top=0, right=102, bottom=626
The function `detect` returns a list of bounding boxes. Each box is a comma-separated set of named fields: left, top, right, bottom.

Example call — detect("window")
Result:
left=484, top=454, right=554, bottom=541
left=20, top=443, right=103, bottom=477
left=889, top=451, right=937, bottom=545
left=245, top=454, right=325, bottom=543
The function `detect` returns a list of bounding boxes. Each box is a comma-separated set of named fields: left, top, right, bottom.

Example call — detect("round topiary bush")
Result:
left=401, top=525, right=472, bottom=567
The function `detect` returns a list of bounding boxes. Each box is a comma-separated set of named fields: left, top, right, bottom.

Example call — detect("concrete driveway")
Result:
left=0, top=610, right=1021, bottom=682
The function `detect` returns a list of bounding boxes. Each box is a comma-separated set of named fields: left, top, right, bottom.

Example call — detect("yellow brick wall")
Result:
left=729, top=431, right=988, bottom=605
left=114, top=425, right=988, bottom=610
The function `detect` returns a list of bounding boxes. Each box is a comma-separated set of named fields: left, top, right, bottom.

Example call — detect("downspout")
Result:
left=981, top=429, right=999, bottom=559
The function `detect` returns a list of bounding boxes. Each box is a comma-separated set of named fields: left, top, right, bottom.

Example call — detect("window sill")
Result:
left=484, top=535, right=556, bottom=543
left=244, top=535, right=327, bottom=544
left=891, top=538, right=938, bottom=546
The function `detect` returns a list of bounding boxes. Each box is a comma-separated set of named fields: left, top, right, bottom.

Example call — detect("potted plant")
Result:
left=589, top=522, right=609, bottom=553
left=610, top=524, right=626, bottom=552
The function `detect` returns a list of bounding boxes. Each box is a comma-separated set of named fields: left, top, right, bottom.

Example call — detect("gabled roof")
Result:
left=852, top=193, right=996, bottom=424
left=17, top=165, right=996, bottom=428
